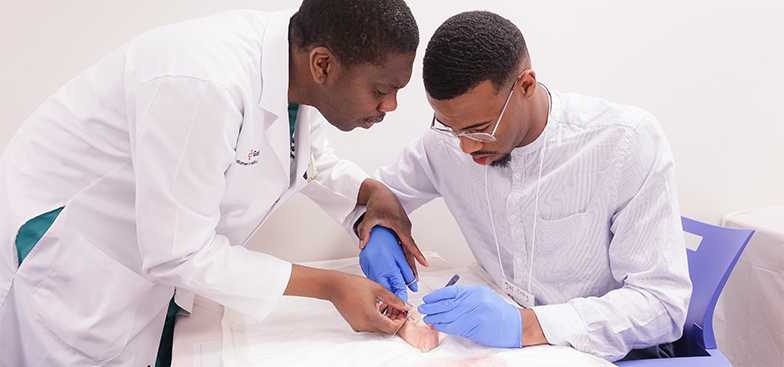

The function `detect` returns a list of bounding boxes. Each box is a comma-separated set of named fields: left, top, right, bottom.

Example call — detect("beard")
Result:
left=489, top=153, right=512, bottom=168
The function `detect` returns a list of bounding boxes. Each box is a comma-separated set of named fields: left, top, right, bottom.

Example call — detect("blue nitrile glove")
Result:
left=359, top=226, right=417, bottom=302
left=418, top=285, right=522, bottom=348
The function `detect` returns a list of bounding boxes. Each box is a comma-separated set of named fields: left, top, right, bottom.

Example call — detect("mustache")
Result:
left=364, top=113, right=386, bottom=123
left=471, top=151, right=497, bottom=157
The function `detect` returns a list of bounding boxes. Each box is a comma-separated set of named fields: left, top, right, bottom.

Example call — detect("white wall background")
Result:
left=1, top=0, right=782, bottom=269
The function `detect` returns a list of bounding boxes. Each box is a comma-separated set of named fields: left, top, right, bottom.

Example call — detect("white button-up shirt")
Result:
left=371, top=89, right=691, bottom=361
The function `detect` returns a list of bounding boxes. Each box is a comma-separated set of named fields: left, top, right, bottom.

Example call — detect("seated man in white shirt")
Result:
left=355, top=10, right=691, bottom=362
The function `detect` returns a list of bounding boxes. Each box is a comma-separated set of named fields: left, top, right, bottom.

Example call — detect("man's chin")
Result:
left=330, top=119, right=363, bottom=132
left=489, top=153, right=512, bottom=168
left=361, top=120, right=380, bottom=129
left=334, top=125, right=355, bottom=132
left=325, top=116, right=384, bottom=132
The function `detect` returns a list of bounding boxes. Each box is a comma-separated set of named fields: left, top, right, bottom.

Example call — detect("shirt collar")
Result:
left=512, top=84, right=560, bottom=156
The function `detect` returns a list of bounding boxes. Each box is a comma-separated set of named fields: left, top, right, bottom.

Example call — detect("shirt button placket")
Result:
left=508, top=166, right=526, bottom=284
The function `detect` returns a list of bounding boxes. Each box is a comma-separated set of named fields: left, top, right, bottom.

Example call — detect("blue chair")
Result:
left=616, top=216, right=755, bottom=366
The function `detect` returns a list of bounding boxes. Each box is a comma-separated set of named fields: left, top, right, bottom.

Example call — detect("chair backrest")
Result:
left=678, top=216, right=754, bottom=355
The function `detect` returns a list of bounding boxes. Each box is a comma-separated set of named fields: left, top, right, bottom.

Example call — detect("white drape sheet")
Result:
left=220, top=253, right=615, bottom=367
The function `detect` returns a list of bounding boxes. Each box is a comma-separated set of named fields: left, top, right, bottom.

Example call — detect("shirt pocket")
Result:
left=535, top=212, right=591, bottom=283
left=31, top=235, right=153, bottom=363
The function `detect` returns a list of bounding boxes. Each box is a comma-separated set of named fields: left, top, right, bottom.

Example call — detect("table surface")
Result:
left=171, top=293, right=223, bottom=367
left=172, top=253, right=616, bottom=367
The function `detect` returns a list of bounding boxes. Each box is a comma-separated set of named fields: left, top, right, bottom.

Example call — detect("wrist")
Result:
left=510, top=305, right=524, bottom=348
left=520, top=308, right=548, bottom=347
left=353, top=213, right=366, bottom=236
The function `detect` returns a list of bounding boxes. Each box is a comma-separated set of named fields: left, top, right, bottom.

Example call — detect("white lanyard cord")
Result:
left=527, top=83, right=552, bottom=292
left=485, top=165, right=506, bottom=282
left=486, top=82, right=552, bottom=294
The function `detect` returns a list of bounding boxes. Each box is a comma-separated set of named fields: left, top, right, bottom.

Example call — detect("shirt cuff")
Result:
left=174, top=289, right=196, bottom=314
left=532, top=302, right=590, bottom=351
left=341, top=206, right=366, bottom=247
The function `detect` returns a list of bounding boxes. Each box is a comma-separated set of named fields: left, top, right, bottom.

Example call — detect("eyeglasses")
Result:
left=430, top=72, right=523, bottom=143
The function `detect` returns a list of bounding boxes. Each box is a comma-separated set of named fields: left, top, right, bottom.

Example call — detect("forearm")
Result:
left=284, top=264, right=339, bottom=300
left=285, top=264, right=411, bottom=334
left=520, top=308, right=549, bottom=347
left=356, top=178, right=383, bottom=206
left=532, top=286, right=686, bottom=361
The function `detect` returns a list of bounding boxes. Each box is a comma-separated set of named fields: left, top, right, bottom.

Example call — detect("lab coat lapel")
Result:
left=269, top=106, right=312, bottom=209
left=258, top=9, right=296, bottom=184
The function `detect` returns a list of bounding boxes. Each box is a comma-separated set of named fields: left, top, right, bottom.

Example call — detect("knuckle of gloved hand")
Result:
left=476, top=285, right=492, bottom=295
left=478, top=287, right=497, bottom=302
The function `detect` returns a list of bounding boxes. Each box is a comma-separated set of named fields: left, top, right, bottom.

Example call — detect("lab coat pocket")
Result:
left=31, top=235, right=153, bottom=363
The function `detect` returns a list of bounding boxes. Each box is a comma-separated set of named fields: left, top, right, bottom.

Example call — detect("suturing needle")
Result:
left=392, top=274, right=460, bottom=336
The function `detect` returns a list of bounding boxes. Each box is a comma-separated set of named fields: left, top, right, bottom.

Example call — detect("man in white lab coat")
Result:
left=357, top=11, right=692, bottom=362
left=0, top=0, right=425, bottom=365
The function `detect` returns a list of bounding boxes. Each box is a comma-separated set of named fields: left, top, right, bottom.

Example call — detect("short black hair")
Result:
left=423, top=11, right=528, bottom=100
left=289, top=0, right=419, bottom=67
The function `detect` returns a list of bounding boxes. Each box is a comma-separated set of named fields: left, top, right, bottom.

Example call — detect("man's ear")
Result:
left=519, top=69, right=538, bottom=99
left=309, top=46, right=334, bottom=85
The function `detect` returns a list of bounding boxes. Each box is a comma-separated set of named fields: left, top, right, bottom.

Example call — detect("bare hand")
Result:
left=328, top=271, right=412, bottom=333
left=284, top=264, right=412, bottom=334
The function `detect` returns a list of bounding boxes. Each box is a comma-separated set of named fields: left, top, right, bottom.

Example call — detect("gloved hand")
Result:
left=359, top=226, right=417, bottom=302
left=418, top=285, right=522, bottom=348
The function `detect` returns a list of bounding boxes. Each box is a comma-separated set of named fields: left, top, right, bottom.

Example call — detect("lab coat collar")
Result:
left=258, top=9, right=297, bottom=116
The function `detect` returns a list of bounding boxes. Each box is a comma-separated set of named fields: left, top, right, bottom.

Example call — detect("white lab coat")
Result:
left=0, top=10, right=368, bottom=366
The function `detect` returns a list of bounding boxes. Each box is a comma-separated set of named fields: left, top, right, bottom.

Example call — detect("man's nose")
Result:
left=459, top=136, right=483, bottom=154
left=378, top=92, right=398, bottom=113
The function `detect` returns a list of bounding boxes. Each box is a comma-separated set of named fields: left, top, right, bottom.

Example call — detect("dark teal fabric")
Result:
left=15, top=206, right=64, bottom=265
left=288, top=102, right=299, bottom=145
left=156, top=298, right=181, bottom=367
left=14, top=206, right=178, bottom=367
